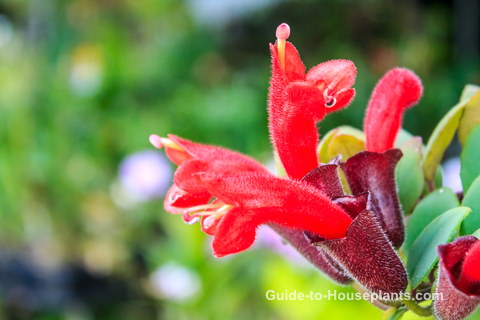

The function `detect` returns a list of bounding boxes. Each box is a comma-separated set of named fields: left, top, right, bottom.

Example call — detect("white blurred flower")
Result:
left=442, top=157, right=462, bottom=193
left=112, top=150, right=173, bottom=208
left=150, top=262, right=201, bottom=302
left=255, top=226, right=309, bottom=267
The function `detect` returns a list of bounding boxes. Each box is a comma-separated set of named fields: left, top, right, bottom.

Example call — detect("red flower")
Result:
left=363, top=68, right=423, bottom=153
left=150, top=134, right=352, bottom=257
left=434, top=236, right=480, bottom=320
left=269, top=23, right=356, bottom=180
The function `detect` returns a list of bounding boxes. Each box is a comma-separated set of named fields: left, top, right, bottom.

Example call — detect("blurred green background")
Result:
left=0, top=0, right=479, bottom=319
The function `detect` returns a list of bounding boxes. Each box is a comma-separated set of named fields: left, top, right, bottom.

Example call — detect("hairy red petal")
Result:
left=459, top=242, right=480, bottom=286
left=313, top=210, right=408, bottom=295
left=364, top=68, right=423, bottom=153
left=270, top=41, right=306, bottom=83
left=174, top=159, right=269, bottom=194
left=306, top=59, right=356, bottom=94
left=302, top=164, right=344, bottom=199
left=198, top=173, right=352, bottom=241
left=164, top=184, right=211, bottom=214
left=270, top=82, right=324, bottom=180
left=326, top=88, right=356, bottom=114
left=435, top=237, right=480, bottom=320
left=341, top=149, right=405, bottom=248
left=167, top=135, right=267, bottom=172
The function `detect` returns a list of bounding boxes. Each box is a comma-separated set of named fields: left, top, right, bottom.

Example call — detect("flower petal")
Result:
left=434, top=236, right=480, bottom=320
left=313, top=209, right=408, bottom=295
left=167, top=135, right=267, bottom=172
left=164, top=184, right=210, bottom=214
left=197, top=173, right=352, bottom=240
left=270, top=42, right=306, bottom=83
left=302, top=164, right=344, bottom=199
left=341, top=149, right=405, bottom=248
left=306, top=59, right=357, bottom=93
left=364, top=68, right=423, bottom=153
left=269, top=81, right=324, bottom=180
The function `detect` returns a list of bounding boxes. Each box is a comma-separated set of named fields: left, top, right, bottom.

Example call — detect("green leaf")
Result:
left=459, top=84, right=480, bottom=102
left=404, top=188, right=459, bottom=253
left=458, top=91, right=480, bottom=145
left=473, top=229, right=480, bottom=239
left=423, top=100, right=465, bottom=183
left=460, top=124, right=480, bottom=193
left=422, top=84, right=480, bottom=184
left=461, top=176, right=480, bottom=235
left=407, top=207, right=471, bottom=288
left=396, top=137, right=424, bottom=214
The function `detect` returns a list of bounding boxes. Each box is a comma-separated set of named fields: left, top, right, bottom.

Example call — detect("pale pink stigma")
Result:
left=149, top=134, right=163, bottom=149
left=276, top=23, right=290, bottom=40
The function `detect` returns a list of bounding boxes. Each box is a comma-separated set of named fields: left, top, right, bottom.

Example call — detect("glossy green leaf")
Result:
left=461, top=176, right=480, bottom=235
left=458, top=91, right=480, bottom=145
left=460, top=124, right=480, bottom=193
left=459, top=84, right=480, bottom=101
left=396, top=137, right=424, bottom=214
left=423, top=101, right=464, bottom=183
left=404, top=188, right=459, bottom=253
left=407, top=207, right=471, bottom=288
left=422, top=85, right=480, bottom=184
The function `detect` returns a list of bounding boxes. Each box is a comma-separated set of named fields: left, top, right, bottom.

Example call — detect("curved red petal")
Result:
left=270, top=41, right=306, bottom=83
left=306, top=59, right=356, bottom=94
left=174, top=158, right=270, bottom=194
left=326, top=88, right=356, bottom=114
left=341, top=149, right=404, bottom=248
left=168, top=134, right=267, bottom=172
left=364, top=68, right=423, bottom=153
left=435, top=236, right=480, bottom=320
left=458, top=241, right=480, bottom=292
left=164, top=184, right=211, bottom=214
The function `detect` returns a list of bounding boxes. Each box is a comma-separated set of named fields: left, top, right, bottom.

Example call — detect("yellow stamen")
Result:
left=278, top=39, right=286, bottom=71
left=161, top=137, right=183, bottom=151
left=275, top=23, right=290, bottom=72
left=149, top=134, right=184, bottom=151
left=184, top=203, right=225, bottom=214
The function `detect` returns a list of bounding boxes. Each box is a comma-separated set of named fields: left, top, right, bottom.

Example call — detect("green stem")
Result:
left=402, top=298, right=432, bottom=317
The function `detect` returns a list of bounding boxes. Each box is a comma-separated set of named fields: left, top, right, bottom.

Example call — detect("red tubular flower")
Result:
left=303, top=163, right=408, bottom=295
left=434, top=236, right=480, bottom=320
left=363, top=68, right=423, bottom=153
left=150, top=134, right=352, bottom=257
left=269, top=23, right=356, bottom=180
left=341, top=149, right=405, bottom=248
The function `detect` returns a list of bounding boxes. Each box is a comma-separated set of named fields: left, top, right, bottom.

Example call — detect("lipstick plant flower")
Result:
left=148, top=23, right=480, bottom=319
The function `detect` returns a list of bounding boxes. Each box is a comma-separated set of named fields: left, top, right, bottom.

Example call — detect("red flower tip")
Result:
left=275, top=23, right=290, bottom=40
left=458, top=241, right=480, bottom=291
left=364, top=68, right=423, bottom=153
